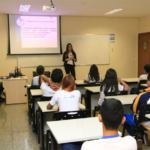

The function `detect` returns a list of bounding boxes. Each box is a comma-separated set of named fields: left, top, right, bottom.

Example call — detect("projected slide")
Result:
left=9, top=15, right=61, bottom=54
left=17, top=16, right=57, bottom=48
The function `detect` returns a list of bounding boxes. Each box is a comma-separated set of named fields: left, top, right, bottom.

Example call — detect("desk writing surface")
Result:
left=84, top=86, right=100, bottom=93
left=141, top=84, right=147, bottom=87
left=30, top=89, right=43, bottom=96
left=105, top=94, right=137, bottom=105
left=122, top=78, right=139, bottom=83
left=47, top=117, right=121, bottom=144
left=3, top=76, right=28, bottom=80
left=37, top=101, right=86, bottom=113
left=37, top=101, right=58, bottom=112
left=145, top=114, right=150, bottom=119
left=75, top=80, right=87, bottom=85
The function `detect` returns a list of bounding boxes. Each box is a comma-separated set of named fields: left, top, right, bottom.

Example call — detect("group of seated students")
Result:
left=31, top=64, right=150, bottom=150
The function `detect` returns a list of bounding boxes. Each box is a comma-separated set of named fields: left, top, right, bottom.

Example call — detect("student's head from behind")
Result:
left=105, top=68, right=117, bottom=81
left=147, top=73, right=150, bottom=87
left=144, top=64, right=150, bottom=73
left=36, top=65, right=44, bottom=75
left=101, top=68, right=118, bottom=94
left=89, top=64, right=100, bottom=82
left=62, top=74, right=76, bottom=91
left=51, top=69, right=63, bottom=83
left=98, top=99, right=125, bottom=130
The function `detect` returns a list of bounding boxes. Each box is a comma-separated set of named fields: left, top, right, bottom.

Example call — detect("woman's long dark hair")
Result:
left=100, top=68, right=118, bottom=94
left=65, top=43, right=74, bottom=58
left=88, top=64, right=100, bottom=82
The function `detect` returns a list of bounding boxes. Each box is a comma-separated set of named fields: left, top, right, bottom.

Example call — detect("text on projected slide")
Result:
left=16, top=16, right=57, bottom=48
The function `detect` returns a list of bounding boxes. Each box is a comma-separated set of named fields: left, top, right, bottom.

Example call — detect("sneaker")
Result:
left=137, top=139, right=142, bottom=150
left=143, top=133, right=150, bottom=146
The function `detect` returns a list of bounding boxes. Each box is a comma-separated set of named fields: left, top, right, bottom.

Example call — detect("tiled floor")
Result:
left=0, top=101, right=150, bottom=150
left=0, top=102, right=40, bottom=150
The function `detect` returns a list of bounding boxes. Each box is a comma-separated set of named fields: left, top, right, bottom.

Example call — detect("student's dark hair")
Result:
left=36, top=65, right=44, bottom=75
left=144, top=64, right=150, bottom=73
left=88, top=64, right=100, bottom=82
left=51, top=69, right=63, bottom=83
left=65, top=43, right=75, bottom=58
left=100, top=68, right=118, bottom=94
left=101, top=99, right=124, bottom=130
left=147, top=73, right=150, bottom=81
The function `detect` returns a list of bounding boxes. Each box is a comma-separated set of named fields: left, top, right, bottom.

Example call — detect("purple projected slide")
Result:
left=16, top=16, right=57, bottom=48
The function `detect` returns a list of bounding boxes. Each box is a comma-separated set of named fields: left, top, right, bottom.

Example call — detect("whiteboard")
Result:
left=18, top=34, right=110, bottom=67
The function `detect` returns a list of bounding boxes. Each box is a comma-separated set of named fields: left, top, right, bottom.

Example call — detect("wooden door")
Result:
left=138, top=33, right=150, bottom=76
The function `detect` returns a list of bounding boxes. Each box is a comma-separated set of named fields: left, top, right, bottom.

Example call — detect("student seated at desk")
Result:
left=40, top=69, right=63, bottom=97
left=84, top=64, right=102, bottom=83
left=61, top=99, right=136, bottom=150
left=31, top=65, right=49, bottom=86
left=47, top=74, right=81, bottom=112
left=125, top=73, right=150, bottom=149
left=81, top=99, right=136, bottom=150
left=138, top=64, right=150, bottom=87
left=131, top=64, right=150, bottom=94
left=99, top=68, right=130, bottom=106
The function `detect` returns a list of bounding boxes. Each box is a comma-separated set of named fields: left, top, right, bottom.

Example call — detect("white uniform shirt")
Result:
left=138, top=74, right=148, bottom=83
left=81, top=135, right=137, bottom=150
left=40, top=82, right=62, bottom=97
left=67, top=53, right=73, bottom=65
left=50, top=90, right=81, bottom=112
left=99, top=84, right=124, bottom=105
left=84, top=74, right=102, bottom=83
left=32, top=76, right=49, bottom=86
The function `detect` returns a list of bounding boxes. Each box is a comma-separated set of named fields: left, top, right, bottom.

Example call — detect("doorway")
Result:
left=138, top=32, right=150, bottom=76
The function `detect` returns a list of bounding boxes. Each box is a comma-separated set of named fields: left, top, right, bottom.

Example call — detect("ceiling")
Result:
left=0, top=0, right=150, bottom=17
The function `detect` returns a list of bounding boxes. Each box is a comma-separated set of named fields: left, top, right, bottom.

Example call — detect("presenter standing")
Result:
left=63, top=43, right=77, bottom=80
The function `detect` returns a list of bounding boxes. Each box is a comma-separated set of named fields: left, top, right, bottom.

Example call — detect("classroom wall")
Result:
left=138, top=15, right=150, bottom=33
left=0, top=15, right=138, bottom=82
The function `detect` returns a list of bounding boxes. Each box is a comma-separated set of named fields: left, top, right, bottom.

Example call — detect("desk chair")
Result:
left=33, top=71, right=51, bottom=78
left=122, top=105, right=150, bottom=141
left=81, top=82, right=101, bottom=104
left=130, top=80, right=147, bottom=94
left=93, top=91, right=128, bottom=117
left=46, top=110, right=90, bottom=150
left=36, top=96, right=52, bottom=144
left=139, top=80, right=147, bottom=91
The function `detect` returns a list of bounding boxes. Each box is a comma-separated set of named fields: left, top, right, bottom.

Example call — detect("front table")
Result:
left=47, top=117, right=122, bottom=150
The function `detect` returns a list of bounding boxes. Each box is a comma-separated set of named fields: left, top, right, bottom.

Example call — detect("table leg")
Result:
left=40, top=109, right=45, bottom=150
left=32, top=96, right=36, bottom=132
left=86, top=91, right=91, bottom=117
left=28, top=87, right=31, bottom=125
left=51, top=132, right=57, bottom=150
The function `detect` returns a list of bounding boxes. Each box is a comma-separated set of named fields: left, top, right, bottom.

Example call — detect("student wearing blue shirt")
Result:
left=62, top=99, right=136, bottom=150
left=129, top=73, right=150, bottom=149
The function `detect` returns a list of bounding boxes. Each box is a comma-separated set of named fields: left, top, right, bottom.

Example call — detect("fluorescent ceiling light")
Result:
left=19, top=5, right=31, bottom=12
left=104, top=8, right=124, bottom=15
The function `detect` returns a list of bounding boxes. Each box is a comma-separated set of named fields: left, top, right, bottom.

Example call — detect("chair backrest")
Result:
left=33, top=71, right=51, bottom=78
left=53, top=110, right=90, bottom=121
left=139, top=80, right=147, bottom=90
left=105, top=91, right=128, bottom=96
left=88, top=82, right=101, bottom=86
left=139, top=104, right=150, bottom=124
left=40, top=96, right=52, bottom=101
